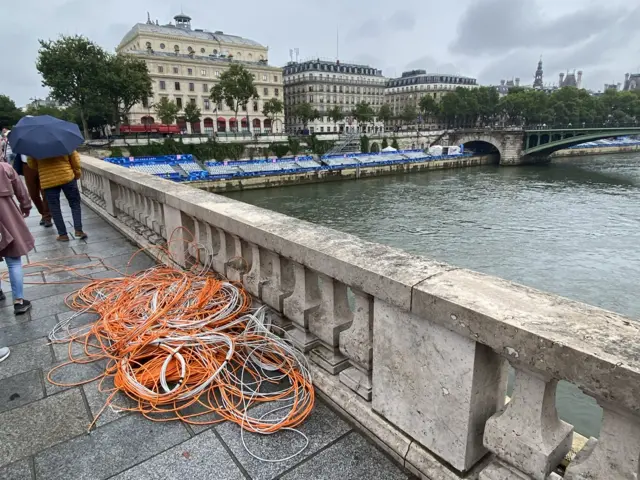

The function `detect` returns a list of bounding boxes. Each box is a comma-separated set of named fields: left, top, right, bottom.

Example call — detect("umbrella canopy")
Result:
left=381, top=146, right=397, bottom=152
left=8, top=115, right=84, bottom=160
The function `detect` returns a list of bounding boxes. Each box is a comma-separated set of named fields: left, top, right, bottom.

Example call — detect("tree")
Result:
left=24, top=103, right=74, bottom=122
left=0, top=95, right=23, bottom=128
left=352, top=101, right=375, bottom=129
left=183, top=101, right=202, bottom=131
left=391, top=138, right=400, bottom=150
left=360, top=134, right=370, bottom=153
left=381, top=137, right=389, bottom=149
left=269, top=142, right=289, bottom=158
left=262, top=98, right=284, bottom=131
left=36, top=35, right=108, bottom=138
left=327, top=106, right=344, bottom=129
left=154, top=97, right=180, bottom=125
left=400, top=105, right=418, bottom=126
left=288, top=137, right=301, bottom=155
left=419, top=95, right=438, bottom=117
left=292, top=102, right=320, bottom=130
left=377, top=104, right=393, bottom=125
left=102, top=54, right=153, bottom=132
left=210, top=64, right=258, bottom=131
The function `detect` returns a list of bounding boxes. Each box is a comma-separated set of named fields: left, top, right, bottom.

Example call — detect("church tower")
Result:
left=533, top=57, right=544, bottom=89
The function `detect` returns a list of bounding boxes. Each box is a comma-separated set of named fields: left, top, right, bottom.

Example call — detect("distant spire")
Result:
left=146, top=12, right=152, bottom=24
left=533, top=57, right=544, bottom=89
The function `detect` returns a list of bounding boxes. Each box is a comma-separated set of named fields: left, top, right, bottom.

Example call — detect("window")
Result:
left=142, top=97, right=149, bottom=108
left=241, top=104, right=246, bottom=111
left=200, top=48, right=206, bottom=53
left=173, top=67, right=179, bottom=74
left=217, top=101, right=223, bottom=110
left=274, top=88, right=279, bottom=97
left=320, top=126, right=324, bottom=132
left=187, top=68, right=193, bottom=75
left=176, top=98, right=183, bottom=109
left=174, top=82, right=181, bottom=91
left=190, top=98, right=196, bottom=105
left=201, top=69, right=207, bottom=76
left=274, top=75, right=278, bottom=82
left=253, top=102, right=258, bottom=112
left=215, top=71, right=220, bottom=77
left=160, top=43, right=166, bottom=49
left=158, top=66, right=164, bottom=73
left=189, top=83, right=195, bottom=92
left=159, top=80, right=166, bottom=90
left=204, top=99, right=211, bottom=110
left=263, top=87, right=269, bottom=96
left=262, top=74, right=267, bottom=81
left=202, top=83, right=209, bottom=93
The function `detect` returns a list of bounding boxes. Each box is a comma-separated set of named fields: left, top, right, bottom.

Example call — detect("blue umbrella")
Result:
left=8, top=115, right=84, bottom=160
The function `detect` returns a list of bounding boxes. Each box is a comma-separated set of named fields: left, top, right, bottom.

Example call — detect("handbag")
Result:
left=0, top=222, right=15, bottom=251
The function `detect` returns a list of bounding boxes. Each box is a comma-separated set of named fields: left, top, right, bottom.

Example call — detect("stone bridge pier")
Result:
left=448, top=130, right=536, bottom=166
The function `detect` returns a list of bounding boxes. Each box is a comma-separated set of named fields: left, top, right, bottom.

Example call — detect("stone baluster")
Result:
left=225, top=235, right=245, bottom=282
left=481, top=366, right=573, bottom=480
left=260, top=250, right=290, bottom=313
left=208, top=226, right=227, bottom=274
left=565, top=402, right=640, bottom=480
left=283, top=262, right=320, bottom=352
left=103, top=177, right=118, bottom=217
left=162, top=204, right=187, bottom=267
left=338, top=288, right=373, bottom=400
left=243, top=243, right=262, bottom=298
left=308, top=275, right=351, bottom=374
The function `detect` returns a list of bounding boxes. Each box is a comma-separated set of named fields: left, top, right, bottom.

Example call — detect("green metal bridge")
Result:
left=523, top=126, right=640, bottom=155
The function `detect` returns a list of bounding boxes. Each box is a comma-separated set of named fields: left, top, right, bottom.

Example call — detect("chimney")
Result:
left=625, top=73, right=630, bottom=81
left=577, top=71, right=583, bottom=88
left=515, top=77, right=520, bottom=87
left=559, top=72, right=565, bottom=86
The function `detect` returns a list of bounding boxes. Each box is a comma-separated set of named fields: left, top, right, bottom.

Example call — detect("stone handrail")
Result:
left=79, top=155, right=640, bottom=480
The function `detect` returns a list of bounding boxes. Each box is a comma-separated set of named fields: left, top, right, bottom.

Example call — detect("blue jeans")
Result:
left=44, top=179, right=82, bottom=236
left=2, top=256, right=24, bottom=300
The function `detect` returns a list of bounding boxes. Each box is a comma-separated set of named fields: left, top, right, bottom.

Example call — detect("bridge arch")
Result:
left=455, top=134, right=504, bottom=160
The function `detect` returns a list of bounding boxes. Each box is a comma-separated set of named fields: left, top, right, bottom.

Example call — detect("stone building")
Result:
left=283, top=59, right=386, bottom=134
left=558, top=70, right=583, bottom=89
left=623, top=73, right=640, bottom=91
left=495, top=78, right=522, bottom=97
left=117, top=12, right=284, bottom=134
left=385, top=70, right=478, bottom=129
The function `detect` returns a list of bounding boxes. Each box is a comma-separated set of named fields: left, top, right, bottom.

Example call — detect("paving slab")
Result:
left=45, top=358, right=104, bottom=395
left=101, top=252, right=157, bottom=273
left=21, top=254, right=92, bottom=274
left=0, top=459, right=33, bottom=480
left=112, top=428, right=244, bottom=480
left=81, top=375, right=135, bottom=428
left=216, top=400, right=352, bottom=480
left=280, top=431, right=412, bottom=480
left=0, top=369, right=44, bottom=414
left=72, top=239, right=140, bottom=258
left=34, top=412, right=190, bottom=480
left=0, top=388, right=88, bottom=467
left=0, top=291, right=77, bottom=329
left=0, top=337, right=53, bottom=381
left=0, top=314, right=60, bottom=346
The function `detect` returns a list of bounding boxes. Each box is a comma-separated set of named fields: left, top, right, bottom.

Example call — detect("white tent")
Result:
left=381, top=146, right=397, bottom=152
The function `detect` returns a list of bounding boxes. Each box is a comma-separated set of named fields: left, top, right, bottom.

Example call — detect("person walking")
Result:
left=0, top=161, right=34, bottom=316
left=17, top=151, right=53, bottom=227
left=27, top=151, right=87, bottom=241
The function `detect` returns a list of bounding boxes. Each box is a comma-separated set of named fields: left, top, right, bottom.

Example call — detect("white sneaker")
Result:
left=0, top=347, right=9, bottom=363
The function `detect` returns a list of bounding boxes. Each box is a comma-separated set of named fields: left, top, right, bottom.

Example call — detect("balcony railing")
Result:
left=80, top=155, right=640, bottom=480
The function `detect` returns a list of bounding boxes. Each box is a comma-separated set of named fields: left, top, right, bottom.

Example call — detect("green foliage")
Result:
left=0, top=95, right=23, bottom=128
left=269, top=142, right=290, bottom=158
left=183, top=101, right=202, bottom=125
left=352, top=102, right=375, bottom=126
left=109, top=146, right=124, bottom=158
left=262, top=98, right=284, bottom=127
left=154, top=97, right=180, bottom=125
left=128, top=138, right=245, bottom=161
left=377, top=104, right=393, bottom=124
left=381, top=137, right=389, bottom=149
left=360, top=134, right=370, bottom=153
left=327, top=106, right=344, bottom=125
left=400, top=105, right=418, bottom=125
left=292, top=103, right=320, bottom=128
left=307, top=135, right=334, bottom=155
left=36, top=35, right=108, bottom=137
left=288, top=137, right=301, bottom=155
left=419, top=95, right=438, bottom=116
left=391, top=138, right=400, bottom=150
left=102, top=54, right=153, bottom=129
left=210, top=64, right=258, bottom=126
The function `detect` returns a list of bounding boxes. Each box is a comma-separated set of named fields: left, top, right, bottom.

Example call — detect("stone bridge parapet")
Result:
left=80, top=155, right=640, bottom=480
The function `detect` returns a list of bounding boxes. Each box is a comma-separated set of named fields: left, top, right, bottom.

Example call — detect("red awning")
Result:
left=217, top=117, right=226, bottom=122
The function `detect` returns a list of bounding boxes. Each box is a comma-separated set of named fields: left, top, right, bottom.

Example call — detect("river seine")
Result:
left=226, top=152, right=640, bottom=438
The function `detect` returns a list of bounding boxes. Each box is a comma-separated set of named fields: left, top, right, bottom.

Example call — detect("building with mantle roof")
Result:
left=117, top=12, right=284, bottom=134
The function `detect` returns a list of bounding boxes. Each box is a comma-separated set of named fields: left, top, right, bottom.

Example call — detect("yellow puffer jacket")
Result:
left=27, top=151, right=82, bottom=190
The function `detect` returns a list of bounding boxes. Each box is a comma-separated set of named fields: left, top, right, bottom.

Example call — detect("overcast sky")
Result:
left=2, top=0, right=639, bottom=106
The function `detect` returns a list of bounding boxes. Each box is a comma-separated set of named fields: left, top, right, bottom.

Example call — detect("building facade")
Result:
left=283, top=60, right=386, bottom=134
left=385, top=70, right=478, bottom=129
left=623, top=73, right=640, bottom=92
left=117, top=13, right=284, bottom=134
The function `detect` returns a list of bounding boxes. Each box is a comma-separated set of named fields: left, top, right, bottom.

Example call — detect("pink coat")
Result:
left=0, top=162, right=34, bottom=258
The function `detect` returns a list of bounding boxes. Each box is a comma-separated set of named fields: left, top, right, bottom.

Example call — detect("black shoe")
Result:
left=14, top=299, right=32, bottom=315
left=44, top=220, right=53, bottom=228
left=39, top=219, right=45, bottom=226
left=0, top=291, right=5, bottom=302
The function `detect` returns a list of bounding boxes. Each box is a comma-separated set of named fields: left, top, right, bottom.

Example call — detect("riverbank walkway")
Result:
left=0, top=203, right=413, bottom=480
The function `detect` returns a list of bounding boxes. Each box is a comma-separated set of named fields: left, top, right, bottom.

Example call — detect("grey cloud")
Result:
left=388, top=10, right=416, bottom=30
left=450, top=0, right=626, bottom=55
left=348, top=9, right=416, bottom=41
left=404, top=56, right=461, bottom=75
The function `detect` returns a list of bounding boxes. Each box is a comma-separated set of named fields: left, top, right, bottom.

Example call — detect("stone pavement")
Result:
left=0, top=203, right=415, bottom=480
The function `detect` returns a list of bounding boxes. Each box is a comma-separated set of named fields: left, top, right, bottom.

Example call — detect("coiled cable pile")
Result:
left=45, top=243, right=314, bottom=461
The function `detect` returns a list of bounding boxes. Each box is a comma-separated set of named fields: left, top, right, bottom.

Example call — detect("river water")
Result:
left=225, top=153, right=640, bottom=439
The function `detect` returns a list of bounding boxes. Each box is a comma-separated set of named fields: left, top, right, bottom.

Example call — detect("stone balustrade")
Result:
left=79, top=154, right=640, bottom=480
